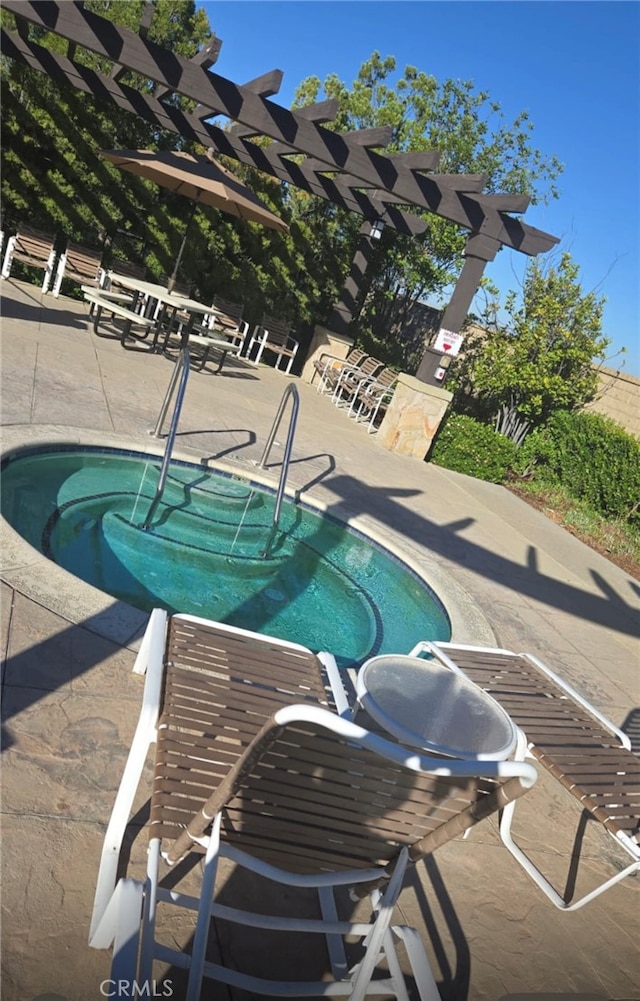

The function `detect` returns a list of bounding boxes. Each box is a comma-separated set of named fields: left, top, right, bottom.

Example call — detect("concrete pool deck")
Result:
left=1, top=277, right=638, bottom=1000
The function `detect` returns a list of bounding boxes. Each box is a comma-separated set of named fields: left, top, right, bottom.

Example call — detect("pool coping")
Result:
left=0, top=424, right=497, bottom=651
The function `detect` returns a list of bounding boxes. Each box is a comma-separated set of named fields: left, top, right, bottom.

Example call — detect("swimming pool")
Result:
left=1, top=444, right=451, bottom=666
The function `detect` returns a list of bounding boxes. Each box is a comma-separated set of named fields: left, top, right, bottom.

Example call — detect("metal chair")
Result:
left=351, top=367, right=399, bottom=432
left=52, top=241, right=104, bottom=296
left=246, top=314, right=300, bottom=374
left=333, top=355, right=384, bottom=408
left=313, top=346, right=368, bottom=395
left=1, top=225, right=58, bottom=292
left=418, top=641, right=640, bottom=911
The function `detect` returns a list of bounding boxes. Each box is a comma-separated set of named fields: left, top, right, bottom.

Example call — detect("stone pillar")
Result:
left=377, top=372, right=452, bottom=459
left=302, top=326, right=354, bottom=384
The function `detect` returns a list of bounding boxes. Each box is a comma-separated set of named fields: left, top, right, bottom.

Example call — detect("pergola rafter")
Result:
left=2, top=0, right=558, bottom=258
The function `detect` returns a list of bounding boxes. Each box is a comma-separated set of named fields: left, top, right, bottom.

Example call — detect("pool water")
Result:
left=1, top=446, right=451, bottom=666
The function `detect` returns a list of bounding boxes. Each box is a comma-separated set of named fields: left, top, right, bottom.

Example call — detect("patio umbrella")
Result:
left=100, top=148, right=288, bottom=287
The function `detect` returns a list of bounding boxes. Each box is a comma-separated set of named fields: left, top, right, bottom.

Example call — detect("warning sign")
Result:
left=433, top=328, right=464, bottom=356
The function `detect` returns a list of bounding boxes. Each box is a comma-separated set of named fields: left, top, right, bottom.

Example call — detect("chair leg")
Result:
left=186, top=814, right=223, bottom=1001
left=346, top=850, right=410, bottom=1001
left=498, top=795, right=640, bottom=911
left=318, top=885, right=348, bottom=979
left=52, top=255, right=66, bottom=297
left=392, top=925, right=442, bottom=1001
left=250, top=338, right=266, bottom=365
left=1, top=237, right=16, bottom=278
left=380, top=928, right=413, bottom=1001
left=42, top=251, right=56, bottom=293
left=111, top=879, right=145, bottom=981
left=89, top=613, right=166, bottom=944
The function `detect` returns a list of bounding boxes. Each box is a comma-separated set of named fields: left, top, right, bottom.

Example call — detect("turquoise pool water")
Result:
left=1, top=445, right=451, bottom=666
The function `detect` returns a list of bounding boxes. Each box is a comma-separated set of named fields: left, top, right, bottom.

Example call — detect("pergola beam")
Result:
left=0, top=25, right=432, bottom=240
left=1, top=0, right=558, bottom=255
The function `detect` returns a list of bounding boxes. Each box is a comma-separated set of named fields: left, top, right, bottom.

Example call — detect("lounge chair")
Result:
left=1, top=225, right=58, bottom=292
left=416, top=641, right=640, bottom=910
left=89, top=610, right=536, bottom=1000
left=246, top=314, right=300, bottom=374
left=333, top=354, right=385, bottom=408
left=351, top=366, right=398, bottom=431
left=52, top=241, right=104, bottom=296
left=313, top=346, right=368, bottom=395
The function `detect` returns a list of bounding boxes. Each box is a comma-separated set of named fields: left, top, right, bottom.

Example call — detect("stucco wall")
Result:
left=586, top=366, right=640, bottom=438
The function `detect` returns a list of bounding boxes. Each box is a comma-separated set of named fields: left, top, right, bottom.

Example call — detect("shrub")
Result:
left=514, top=410, right=640, bottom=525
left=429, top=414, right=517, bottom=483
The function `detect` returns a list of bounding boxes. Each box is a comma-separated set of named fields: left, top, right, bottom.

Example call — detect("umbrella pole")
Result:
left=169, top=202, right=197, bottom=292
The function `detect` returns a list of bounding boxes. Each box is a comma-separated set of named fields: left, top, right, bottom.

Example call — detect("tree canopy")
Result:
left=290, top=53, right=563, bottom=370
left=452, top=252, right=610, bottom=443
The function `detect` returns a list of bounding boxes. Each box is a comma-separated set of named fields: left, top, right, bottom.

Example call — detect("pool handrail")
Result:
left=257, top=382, right=299, bottom=556
left=141, top=343, right=191, bottom=530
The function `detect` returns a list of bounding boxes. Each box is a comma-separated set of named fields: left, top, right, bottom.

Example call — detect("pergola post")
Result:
left=302, top=222, right=379, bottom=383
left=415, top=232, right=501, bottom=383
left=326, top=222, right=380, bottom=336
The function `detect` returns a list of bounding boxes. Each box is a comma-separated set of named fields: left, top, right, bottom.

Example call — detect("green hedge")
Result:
left=429, top=414, right=517, bottom=483
left=513, top=410, right=640, bottom=524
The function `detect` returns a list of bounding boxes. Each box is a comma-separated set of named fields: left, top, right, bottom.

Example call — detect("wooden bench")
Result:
left=82, top=290, right=156, bottom=349
left=81, top=284, right=133, bottom=311
left=187, top=331, right=243, bottom=372
left=1, top=226, right=58, bottom=292
left=417, top=641, right=640, bottom=910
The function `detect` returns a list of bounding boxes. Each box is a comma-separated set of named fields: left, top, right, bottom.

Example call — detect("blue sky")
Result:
left=201, top=1, right=640, bottom=376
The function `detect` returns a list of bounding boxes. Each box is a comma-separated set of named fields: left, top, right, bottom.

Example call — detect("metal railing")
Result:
left=140, top=344, right=190, bottom=530
left=257, top=382, right=299, bottom=556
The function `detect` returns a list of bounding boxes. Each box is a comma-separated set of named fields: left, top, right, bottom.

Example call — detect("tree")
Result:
left=290, top=53, right=563, bottom=370
left=453, top=253, right=610, bottom=444
left=0, top=2, right=212, bottom=271
left=0, top=2, right=316, bottom=325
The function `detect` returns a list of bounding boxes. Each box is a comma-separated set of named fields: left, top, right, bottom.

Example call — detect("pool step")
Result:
left=102, top=510, right=288, bottom=563
left=57, top=465, right=266, bottom=516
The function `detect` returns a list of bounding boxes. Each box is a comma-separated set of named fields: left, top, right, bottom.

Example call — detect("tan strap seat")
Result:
left=313, top=346, right=368, bottom=395
left=53, top=241, right=104, bottom=296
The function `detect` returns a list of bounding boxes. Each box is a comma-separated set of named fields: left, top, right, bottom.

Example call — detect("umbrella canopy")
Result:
left=101, top=148, right=288, bottom=283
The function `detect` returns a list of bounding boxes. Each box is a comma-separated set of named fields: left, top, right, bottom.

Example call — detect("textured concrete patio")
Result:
left=1, top=277, right=638, bottom=1001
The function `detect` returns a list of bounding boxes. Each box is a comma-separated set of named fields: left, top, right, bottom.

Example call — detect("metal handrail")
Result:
left=141, top=344, right=190, bottom=529
left=257, top=382, right=299, bottom=555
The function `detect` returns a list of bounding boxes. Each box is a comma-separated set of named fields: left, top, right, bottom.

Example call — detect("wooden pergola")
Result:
left=1, top=1, right=559, bottom=382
